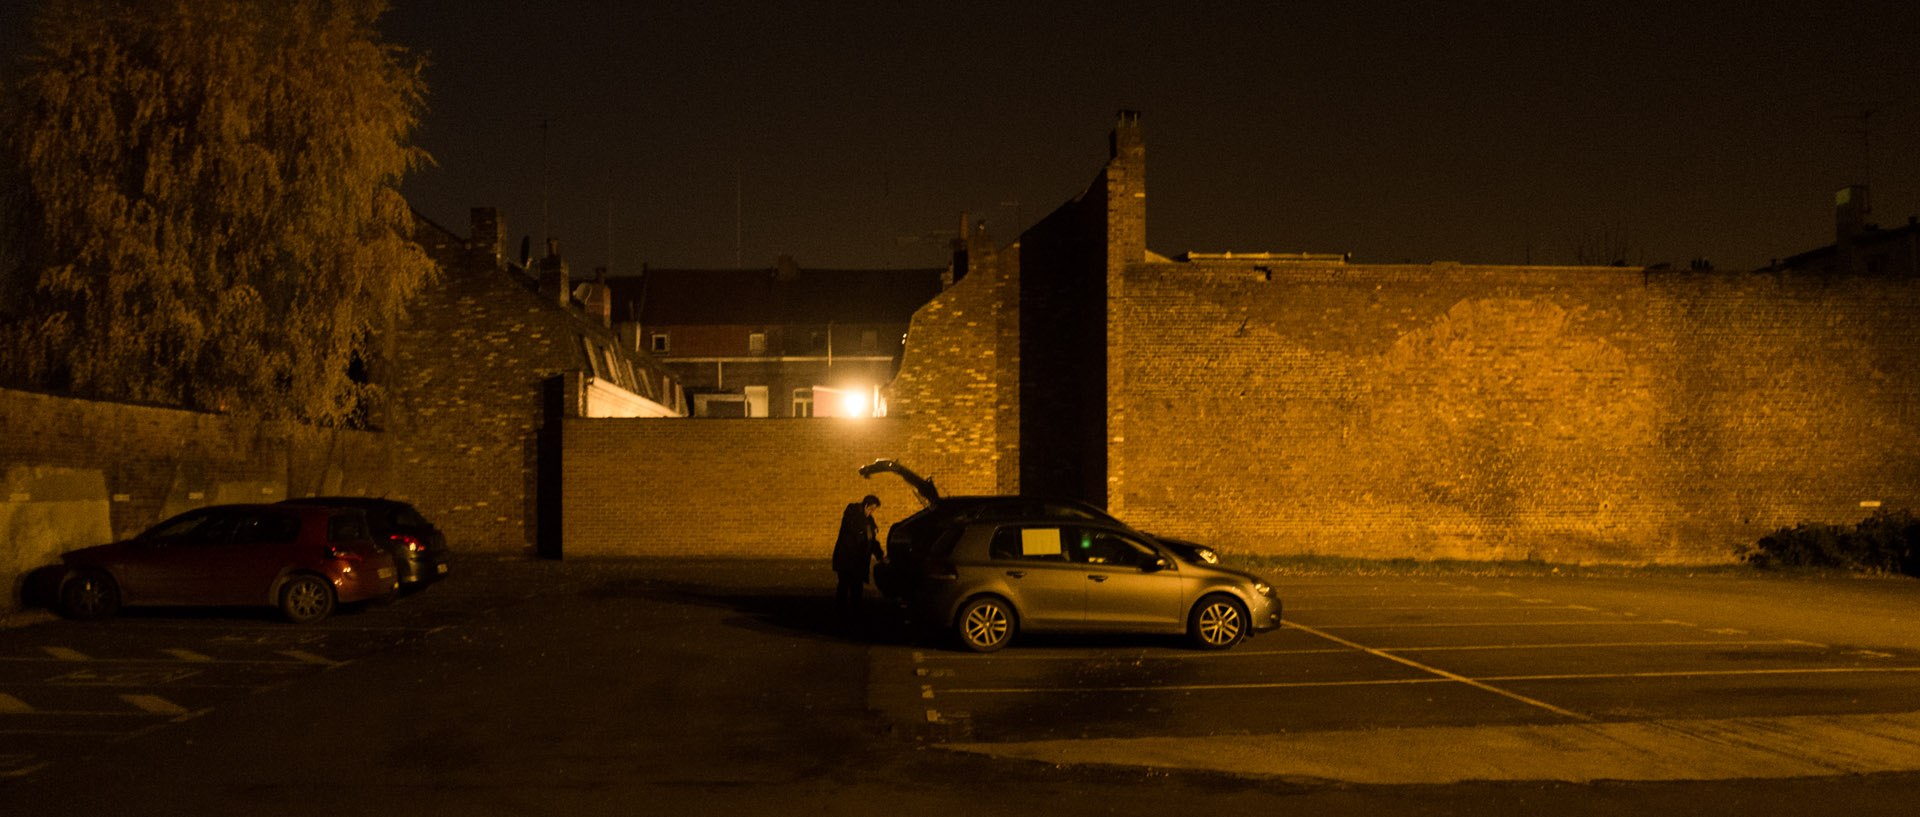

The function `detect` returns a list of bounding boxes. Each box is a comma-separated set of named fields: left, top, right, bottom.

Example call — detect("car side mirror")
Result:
left=1144, top=557, right=1171, bottom=573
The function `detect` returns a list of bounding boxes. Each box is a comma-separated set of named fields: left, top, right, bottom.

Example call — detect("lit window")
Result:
left=650, top=333, right=669, bottom=353
left=749, top=332, right=766, bottom=354
left=792, top=388, right=814, bottom=418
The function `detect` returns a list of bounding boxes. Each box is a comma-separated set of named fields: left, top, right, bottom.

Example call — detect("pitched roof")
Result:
left=606, top=267, right=944, bottom=326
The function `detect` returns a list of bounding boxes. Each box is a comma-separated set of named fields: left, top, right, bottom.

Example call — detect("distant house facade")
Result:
left=607, top=259, right=944, bottom=419
left=391, top=208, right=685, bottom=554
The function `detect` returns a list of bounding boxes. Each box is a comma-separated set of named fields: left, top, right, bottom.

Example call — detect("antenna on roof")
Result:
left=1838, top=108, right=1876, bottom=187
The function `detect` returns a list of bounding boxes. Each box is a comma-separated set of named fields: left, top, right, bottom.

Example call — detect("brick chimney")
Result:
left=539, top=238, right=570, bottom=306
left=585, top=267, right=612, bottom=327
left=470, top=208, right=503, bottom=266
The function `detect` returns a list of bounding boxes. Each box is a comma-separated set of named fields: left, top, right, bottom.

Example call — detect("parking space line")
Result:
left=118, top=695, right=190, bottom=716
left=1385, top=639, right=1830, bottom=653
left=0, top=692, right=33, bottom=713
left=161, top=649, right=214, bottom=662
left=1304, top=620, right=1686, bottom=629
left=1287, top=605, right=1591, bottom=612
left=911, top=647, right=1353, bottom=661
left=1286, top=620, right=1593, bottom=722
left=41, top=647, right=90, bottom=661
left=943, top=677, right=1456, bottom=694
left=0, top=655, right=319, bottom=666
left=278, top=650, right=341, bottom=666
left=1480, top=666, right=1920, bottom=682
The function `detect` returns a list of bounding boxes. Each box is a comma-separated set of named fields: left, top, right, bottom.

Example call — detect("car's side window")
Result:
left=988, top=526, right=1068, bottom=562
left=144, top=510, right=219, bottom=541
left=1080, top=531, right=1163, bottom=568
left=229, top=512, right=301, bottom=545
left=328, top=513, right=371, bottom=543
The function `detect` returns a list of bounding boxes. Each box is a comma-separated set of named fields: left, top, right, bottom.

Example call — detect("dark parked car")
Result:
left=280, top=497, right=450, bottom=587
left=859, top=460, right=1279, bottom=651
left=55, top=503, right=398, bottom=624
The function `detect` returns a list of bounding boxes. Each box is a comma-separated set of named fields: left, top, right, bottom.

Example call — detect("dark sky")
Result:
left=8, top=1, right=1920, bottom=271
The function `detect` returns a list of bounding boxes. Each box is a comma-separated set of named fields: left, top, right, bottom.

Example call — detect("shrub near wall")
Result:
left=0, top=388, right=392, bottom=613
left=559, top=418, right=920, bottom=557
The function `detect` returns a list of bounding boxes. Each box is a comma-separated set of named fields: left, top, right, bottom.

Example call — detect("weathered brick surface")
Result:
left=887, top=221, right=1018, bottom=496
left=558, top=418, right=917, bottom=557
left=1110, top=262, right=1920, bottom=563
left=0, top=388, right=390, bottom=611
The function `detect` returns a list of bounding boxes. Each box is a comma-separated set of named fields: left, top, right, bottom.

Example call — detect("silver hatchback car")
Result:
left=910, top=517, right=1282, bottom=652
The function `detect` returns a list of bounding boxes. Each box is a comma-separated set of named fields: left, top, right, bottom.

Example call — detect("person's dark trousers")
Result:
left=835, top=571, right=865, bottom=620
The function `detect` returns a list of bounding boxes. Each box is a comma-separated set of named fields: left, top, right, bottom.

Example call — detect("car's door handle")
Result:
left=1005, top=570, right=1026, bottom=579
left=1088, top=574, right=1108, bottom=582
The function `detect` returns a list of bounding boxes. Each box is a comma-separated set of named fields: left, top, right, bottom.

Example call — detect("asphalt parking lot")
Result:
left=872, top=576, right=1920, bottom=783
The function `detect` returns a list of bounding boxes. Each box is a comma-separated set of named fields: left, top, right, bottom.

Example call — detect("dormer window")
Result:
left=650, top=333, right=669, bottom=353
left=749, top=332, right=767, bottom=354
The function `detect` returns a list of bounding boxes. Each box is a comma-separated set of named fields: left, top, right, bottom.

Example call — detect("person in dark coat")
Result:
left=832, top=494, right=884, bottom=621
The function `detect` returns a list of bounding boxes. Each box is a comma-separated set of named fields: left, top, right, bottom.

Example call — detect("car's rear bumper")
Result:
left=332, top=560, right=399, bottom=602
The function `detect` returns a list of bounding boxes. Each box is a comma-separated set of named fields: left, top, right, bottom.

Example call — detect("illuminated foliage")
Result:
left=0, top=0, right=434, bottom=425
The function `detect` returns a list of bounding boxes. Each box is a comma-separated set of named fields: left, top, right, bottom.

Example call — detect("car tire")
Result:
left=954, top=596, right=1015, bottom=653
left=58, top=570, right=120, bottom=620
left=1188, top=594, right=1248, bottom=650
left=279, top=574, right=336, bottom=624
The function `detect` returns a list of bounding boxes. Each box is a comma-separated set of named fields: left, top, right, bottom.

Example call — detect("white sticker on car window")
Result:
left=1021, top=528, right=1062, bottom=557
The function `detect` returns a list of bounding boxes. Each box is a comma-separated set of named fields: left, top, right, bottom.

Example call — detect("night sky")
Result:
left=7, top=1, right=1919, bottom=273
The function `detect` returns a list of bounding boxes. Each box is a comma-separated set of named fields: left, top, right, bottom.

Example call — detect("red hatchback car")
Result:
left=56, top=503, right=398, bottom=623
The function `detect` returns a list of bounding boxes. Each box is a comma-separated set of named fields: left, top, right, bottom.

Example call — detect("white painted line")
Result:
left=119, top=695, right=189, bottom=716
left=162, top=649, right=214, bottom=662
left=944, top=677, right=1454, bottom=694
left=1384, top=640, right=1828, bottom=653
left=41, top=647, right=90, bottom=661
left=922, top=685, right=935, bottom=699
left=0, top=655, right=315, bottom=666
left=1482, top=666, right=1920, bottom=682
left=0, top=761, right=51, bottom=778
left=0, top=693, right=34, bottom=714
left=1286, top=619, right=1593, bottom=722
left=1708, top=628, right=1748, bottom=635
left=1302, top=620, right=1686, bottom=629
left=277, top=650, right=341, bottom=666
left=1286, top=605, right=1591, bottom=612
left=912, top=647, right=1353, bottom=662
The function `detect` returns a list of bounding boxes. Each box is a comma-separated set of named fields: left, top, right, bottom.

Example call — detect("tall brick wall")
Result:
left=0, top=388, right=391, bottom=612
left=1110, top=261, right=1920, bottom=563
left=886, top=220, right=1019, bottom=496
left=556, top=418, right=919, bottom=557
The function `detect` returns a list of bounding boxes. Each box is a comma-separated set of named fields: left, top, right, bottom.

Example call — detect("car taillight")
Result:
left=390, top=534, right=424, bottom=554
left=327, top=545, right=365, bottom=562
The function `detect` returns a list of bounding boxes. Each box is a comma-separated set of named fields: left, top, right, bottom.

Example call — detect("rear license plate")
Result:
left=436, top=564, right=449, bottom=574
left=377, top=568, right=394, bottom=579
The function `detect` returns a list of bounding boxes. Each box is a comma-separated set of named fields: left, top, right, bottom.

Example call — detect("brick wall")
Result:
left=1, top=388, right=391, bottom=612
left=556, top=418, right=918, bottom=557
left=886, top=219, right=1018, bottom=496
left=1110, top=261, right=1920, bottom=563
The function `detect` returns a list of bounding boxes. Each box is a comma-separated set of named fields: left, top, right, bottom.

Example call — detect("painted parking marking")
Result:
left=943, top=676, right=1457, bottom=694
left=1384, top=640, right=1829, bottom=653
left=1479, top=666, right=1920, bottom=682
left=277, top=650, right=341, bottom=666
left=161, top=649, right=214, bottom=662
left=914, top=647, right=1353, bottom=661
left=47, top=667, right=201, bottom=685
left=0, top=692, right=33, bottom=714
left=1302, top=620, right=1689, bottom=629
left=1285, top=619, right=1593, bottom=721
left=1286, top=605, right=1593, bottom=612
left=118, top=695, right=189, bottom=716
left=41, top=647, right=90, bottom=661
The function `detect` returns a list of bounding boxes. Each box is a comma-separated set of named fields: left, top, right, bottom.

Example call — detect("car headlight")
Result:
left=1252, top=581, right=1275, bottom=598
left=1196, top=547, right=1219, bottom=564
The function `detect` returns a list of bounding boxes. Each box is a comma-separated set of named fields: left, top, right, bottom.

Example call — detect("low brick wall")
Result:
left=558, top=418, right=920, bottom=557
left=0, top=388, right=392, bottom=614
